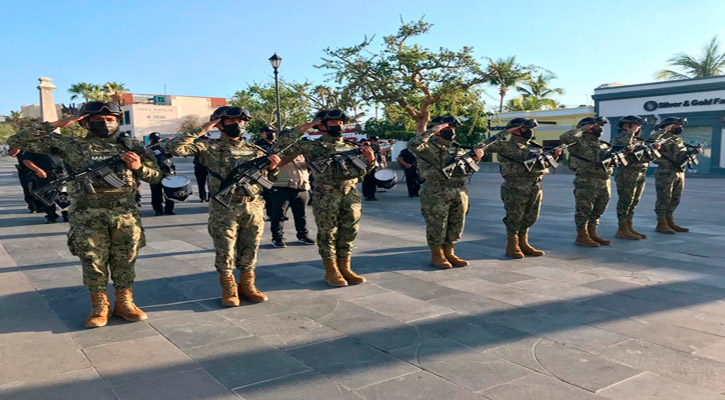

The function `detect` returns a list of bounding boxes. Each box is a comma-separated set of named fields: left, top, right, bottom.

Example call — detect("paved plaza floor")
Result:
left=1, top=157, right=724, bottom=400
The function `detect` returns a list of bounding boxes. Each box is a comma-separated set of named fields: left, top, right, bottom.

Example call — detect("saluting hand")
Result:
left=472, top=148, right=484, bottom=161
left=120, top=152, right=142, bottom=171
left=267, top=154, right=281, bottom=170
left=432, top=123, right=449, bottom=134
left=51, top=114, right=88, bottom=129
left=202, top=119, right=221, bottom=132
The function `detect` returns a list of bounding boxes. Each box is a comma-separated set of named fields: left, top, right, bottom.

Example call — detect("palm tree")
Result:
left=68, top=82, right=102, bottom=101
left=103, top=81, right=128, bottom=103
left=505, top=96, right=542, bottom=112
left=487, top=56, right=532, bottom=113
left=656, top=36, right=725, bottom=80
left=516, top=73, right=563, bottom=109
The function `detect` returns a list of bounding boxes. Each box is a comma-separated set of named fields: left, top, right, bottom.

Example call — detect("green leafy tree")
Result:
left=5, top=110, right=38, bottom=131
left=515, top=73, right=563, bottom=110
left=657, top=36, right=725, bottom=80
left=487, top=56, right=536, bottom=113
left=68, top=81, right=128, bottom=102
left=104, top=81, right=129, bottom=102
left=0, top=123, right=16, bottom=144
left=230, top=81, right=314, bottom=136
left=319, top=18, right=489, bottom=133
left=178, top=115, right=203, bottom=134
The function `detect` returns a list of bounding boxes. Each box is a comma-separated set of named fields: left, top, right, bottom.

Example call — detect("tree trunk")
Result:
left=498, top=86, right=507, bottom=113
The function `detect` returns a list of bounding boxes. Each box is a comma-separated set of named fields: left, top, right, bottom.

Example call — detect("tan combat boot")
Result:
left=518, top=234, right=545, bottom=256
left=615, top=221, right=641, bottom=240
left=113, top=288, right=148, bottom=322
left=337, top=257, right=366, bottom=284
left=575, top=228, right=600, bottom=247
left=323, top=259, right=348, bottom=287
left=627, top=219, right=647, bottom=239
left=666, top=215, right=689, bottom=232
left=656, top=216, right=676, bottom=234
left=588, top=224, right=611, bottom=245
left=429, top=246, right=453, bottom=269
left=506, top=236, right=524, bottom=259
left=219, top=274, right=240, bottom=307
left=84, top=291, right=110, bottom=329
left=442, top=244, right=470, bottom=267
left=238, top=271, right=269, bottom=303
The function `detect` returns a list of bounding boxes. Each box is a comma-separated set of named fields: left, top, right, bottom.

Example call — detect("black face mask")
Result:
left=266, top=133, right=276, bottom=141
left=222, top=123, right=243, bottom=138
left=440, top=128, right=456, bottom=141
left=672, top=126, right=683, bottom=135
left=327, top=125, right=342, bottom=137
left=520, top=129, right=533, bottom=140
left=87, top=120, right=119, bottom=138
left=591, top=127, right=603, bottom=137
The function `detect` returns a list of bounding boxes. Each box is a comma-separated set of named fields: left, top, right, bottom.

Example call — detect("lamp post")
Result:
left=268, top=53, right=283, bottom=133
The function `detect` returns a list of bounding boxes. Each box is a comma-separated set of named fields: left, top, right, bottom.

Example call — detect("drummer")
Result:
left=148, top=132, right=176, bottom=216
left=361, top=136, right=391, bottom=201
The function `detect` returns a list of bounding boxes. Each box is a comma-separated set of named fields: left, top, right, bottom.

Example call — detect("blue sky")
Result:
left=2, top=0, right=724, bottom=115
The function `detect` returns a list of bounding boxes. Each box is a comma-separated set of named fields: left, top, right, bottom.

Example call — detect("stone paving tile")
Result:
left=150, top=312, right=252, bottom=349
left=390, top=337, right=534, bottom=392
left=0, top=334, right=91, bottom=385
left=411, top=312, right=530, bottom=352
left=481, top=372, right=607, bottom=400
left=349, top=292, right=454, bottom=323
left=186, top=336, right=310, bottom=389
left=597, top=372, right=725, bottom=400
left=480, top=271, right=537, bottom=284
left=694, top=339, right=725, bottom=364
left=113, top=368, right=237, bottom=400
left=84, top=335, right=195, bottom=385
left=323, top=282, right=393, bottom=301
left=441, top=278, right=560, bottom=307
left=286, top=338, right=419, bottom=391
left=355, top=370, right=487, bottom=400
left=0, top=313, right=67, bottom=346
left=375, top=276, right=464, bottom=301
left=599, top=339, right=725, bottom=393
left=240, top=312, right=346, bottom=350
left=234, top=370, right=363, bottom=400
left=592, top=317, right=723, bottom=353
left=71, top=320, right=160, bottom=348
left=428, top=292, right=515, bottom=315
left=0, top=368, right=115, bottom=400
left=274, top=292, right=377, bottom=322
left=140, top=299, right=210, bottom=321
left=324, top=311, right=440, bottom=352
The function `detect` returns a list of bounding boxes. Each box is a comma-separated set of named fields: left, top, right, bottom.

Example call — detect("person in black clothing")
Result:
left=118, top=132, right=143, bottom=207
left=10, top=148, right=39, bottom=213
left=148, top=132, right=176, bottom=216
left=362, top=136, right=389, bottom=201
left=397, top=147, right=421, bottom=197
left=254, top=125, right=276, bottom=218
left=193, top=156, right=209, bottom=202
left=19, top=151, right=66, bottom=223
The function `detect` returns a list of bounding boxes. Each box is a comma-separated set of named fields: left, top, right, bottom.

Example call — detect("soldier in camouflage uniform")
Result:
left=7, top=102, right=162, bottom=328
left=487, top=118, right=560, bottom=259
left=611, top=115, right=650, bottom=240
left=651, top=117, right=697, bottom=234
left=561, top=117, right=614, bottom=247
left=166, top=107, right=281, bottom=306
left=277, top=110, right=375, bottom=287
left=407, top=116, right=483, bottom=269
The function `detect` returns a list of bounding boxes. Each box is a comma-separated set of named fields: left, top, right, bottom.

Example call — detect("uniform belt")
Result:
left=74, top=194, right=135, bottom=209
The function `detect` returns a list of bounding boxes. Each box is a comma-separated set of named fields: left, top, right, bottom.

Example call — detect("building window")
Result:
left=123, top=111, right=131, bottom=125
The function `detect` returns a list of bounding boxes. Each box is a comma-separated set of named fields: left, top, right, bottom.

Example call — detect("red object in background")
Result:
left=210, top=98, right=227, bottom=107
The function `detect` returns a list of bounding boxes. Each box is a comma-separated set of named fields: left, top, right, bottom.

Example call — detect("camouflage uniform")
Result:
left=407, top=128, right=471, bottom=246
left=165, top=129, right=276, bottom=275
left=560, top=128, right=614, bottom=230
left=279, top=132, right=374, bottom=260
left=487, top=137, right=549, bottom=236
left=7, top=123, right=162, bottom=292
left=612, top=129, right=648, bottom=223
left=651, top=131, right=687, bottom=217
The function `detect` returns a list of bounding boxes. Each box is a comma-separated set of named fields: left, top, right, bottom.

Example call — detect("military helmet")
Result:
left=260, top=125, right=277, bottom=133
left=149, top=132, right=162, bottom=141
left=321, top=109, right=349, bottom=123
left=618, top=115, right=644, bottom=127
left=210, top=106, right=252, bottom=121
left=504, top=118, right=538, bottom=130
left=577, top=116, right=608, bottom=128
left=427, top=116, right=461, bottom=129
left=118, top=131, right=132, bottom=138
left=78, top=101, right=122, bottom=118
left=657, top=117, right=687, bottom=129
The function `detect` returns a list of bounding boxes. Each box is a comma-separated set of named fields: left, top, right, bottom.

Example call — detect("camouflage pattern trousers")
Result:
left=67, top=201, right=145, bottom=293
left=312, top=185, right=362, bottom=260
left=654, top=169, right=684, bottom=217
left=208, top=197, right=264, bottom=275
left=501, top=178, right=542, bottom=237
left=420, top=183, right=469, bottom=246
left=573, top=176, right=611, bottom=229
left=615, top=167, right=646, bottom=222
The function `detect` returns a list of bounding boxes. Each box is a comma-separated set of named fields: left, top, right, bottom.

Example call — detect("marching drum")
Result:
left=161, top=175, right=193, bottom=201
left=374, top=169, right=398, bottom=189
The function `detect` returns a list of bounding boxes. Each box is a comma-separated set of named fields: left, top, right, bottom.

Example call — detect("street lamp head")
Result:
left=269, top=53, right=282, bottom=69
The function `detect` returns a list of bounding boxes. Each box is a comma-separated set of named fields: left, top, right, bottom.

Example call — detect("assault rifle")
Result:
left=211, top=139, right=298, bottom=207
left=680, top=140, right=708, bottom=170
left=631, top=135, right=674, bottom=161
left=308, top=143, right=380, bottom=175
left=523, top=143, right=572, bottom=171
left=31, top=139, right=143, bottom=207
left=440, top=131, right=507, bottom=179
left=600, top=144, right=630, bottom=169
